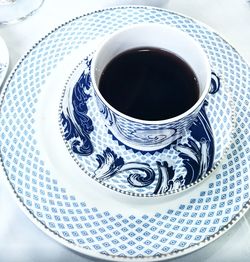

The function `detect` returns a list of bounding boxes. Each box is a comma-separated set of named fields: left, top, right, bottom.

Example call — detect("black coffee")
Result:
left=99, top=47, right=199, bottom=121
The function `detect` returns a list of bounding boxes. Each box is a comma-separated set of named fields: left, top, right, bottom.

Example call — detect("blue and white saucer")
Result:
left=59, top=54, right=233, bottom=197
left=0, top=6, right=249, bottom=262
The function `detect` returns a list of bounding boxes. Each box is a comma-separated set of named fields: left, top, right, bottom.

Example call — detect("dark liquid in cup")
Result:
left=99, top=47, right=199, bottom=121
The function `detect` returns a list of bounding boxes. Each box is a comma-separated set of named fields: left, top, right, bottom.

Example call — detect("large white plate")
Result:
left=0, top=6, right=249, bottom=261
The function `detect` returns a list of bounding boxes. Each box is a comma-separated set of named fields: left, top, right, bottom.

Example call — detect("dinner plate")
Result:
left=59, top=53, right=233, bottom=197
left=0, top=35, right=9, bottom=88
left=0, top=6, right=249, bottom=261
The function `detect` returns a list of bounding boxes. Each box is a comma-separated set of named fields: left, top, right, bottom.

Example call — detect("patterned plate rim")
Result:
left=0, top=6, right=249, bottom=262
left=58, top=55, right=235, bottom=198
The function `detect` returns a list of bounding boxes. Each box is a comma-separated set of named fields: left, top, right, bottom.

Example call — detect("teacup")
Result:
left=91, top=24, right=211, bottom=151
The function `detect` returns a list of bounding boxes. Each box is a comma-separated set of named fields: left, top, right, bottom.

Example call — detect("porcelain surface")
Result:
left=59, top=55, right=232, bottom=197
left=0, top=6, right=249, bottom=262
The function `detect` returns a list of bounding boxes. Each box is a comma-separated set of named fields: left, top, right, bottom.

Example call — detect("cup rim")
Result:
left=91, top=24, right=211, bottom=125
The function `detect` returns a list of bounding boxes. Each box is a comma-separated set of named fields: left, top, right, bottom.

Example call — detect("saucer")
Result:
left=0, top=6, right=249, bottom=262
left=59, top=53, right=233, bottom=197
left=0, top=35, right=9, bottom=87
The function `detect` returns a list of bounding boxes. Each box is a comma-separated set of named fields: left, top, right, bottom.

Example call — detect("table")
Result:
left=0, top=1, right=250, bottom=261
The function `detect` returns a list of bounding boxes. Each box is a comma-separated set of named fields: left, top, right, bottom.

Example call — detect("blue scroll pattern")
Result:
left=93, top=100, right=215, bottom=194
left=60, top=54, right=220, bottom=194
left=61, top=58, right=94, bottom=156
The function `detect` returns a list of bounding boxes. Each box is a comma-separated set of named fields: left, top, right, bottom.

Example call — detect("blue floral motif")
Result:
left=94, top=147, right=156, bottom=187
left=61, top=58, right=94, bottom=156
left=125, top=163, right=156, bottom=188
left=156, top=101, right=215, bottom=193
left=60, top=56, right=221, bottom=193
left=95, top=147, right=124, bottom=180
left=155, top=102, right=215, bottom=193
left=154, top=161, right=185, bottom=194
left=93, top=101, right=217, bottom=193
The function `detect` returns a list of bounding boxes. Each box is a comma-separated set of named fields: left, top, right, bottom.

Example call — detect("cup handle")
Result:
left=209, top=72, right=221, bottom=94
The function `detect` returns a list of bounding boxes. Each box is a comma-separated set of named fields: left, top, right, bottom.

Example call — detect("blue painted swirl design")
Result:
left=94, top=101, right=215, bottom=193
left=96, top=96, right=115, bottom=126
left=125, top=163, right=156, bottom=188
left=61, top=59, right=221, bottom=193
left=209, top=72, right=221, bottom=94
left=61, top=58, right=94, bottom=156
left=94, top=147, right=155, bottom=187
left=93, top=76, right=220, bottom=193
left=154, top=161, right=185, bottom=194
left=162, top=101, right=214, bottom=192
left=95, top=147, right=124, bottom=180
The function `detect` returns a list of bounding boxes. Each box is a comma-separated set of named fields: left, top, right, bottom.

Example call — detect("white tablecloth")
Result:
left=0, top=1, right=250, bottom=261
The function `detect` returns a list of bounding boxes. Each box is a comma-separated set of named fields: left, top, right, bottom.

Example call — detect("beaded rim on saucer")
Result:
left=0, top=6, right=249, bottom=262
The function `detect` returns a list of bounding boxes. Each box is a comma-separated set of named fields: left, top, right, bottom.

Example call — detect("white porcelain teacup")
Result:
left=91, top=24, right=212, bottom=151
